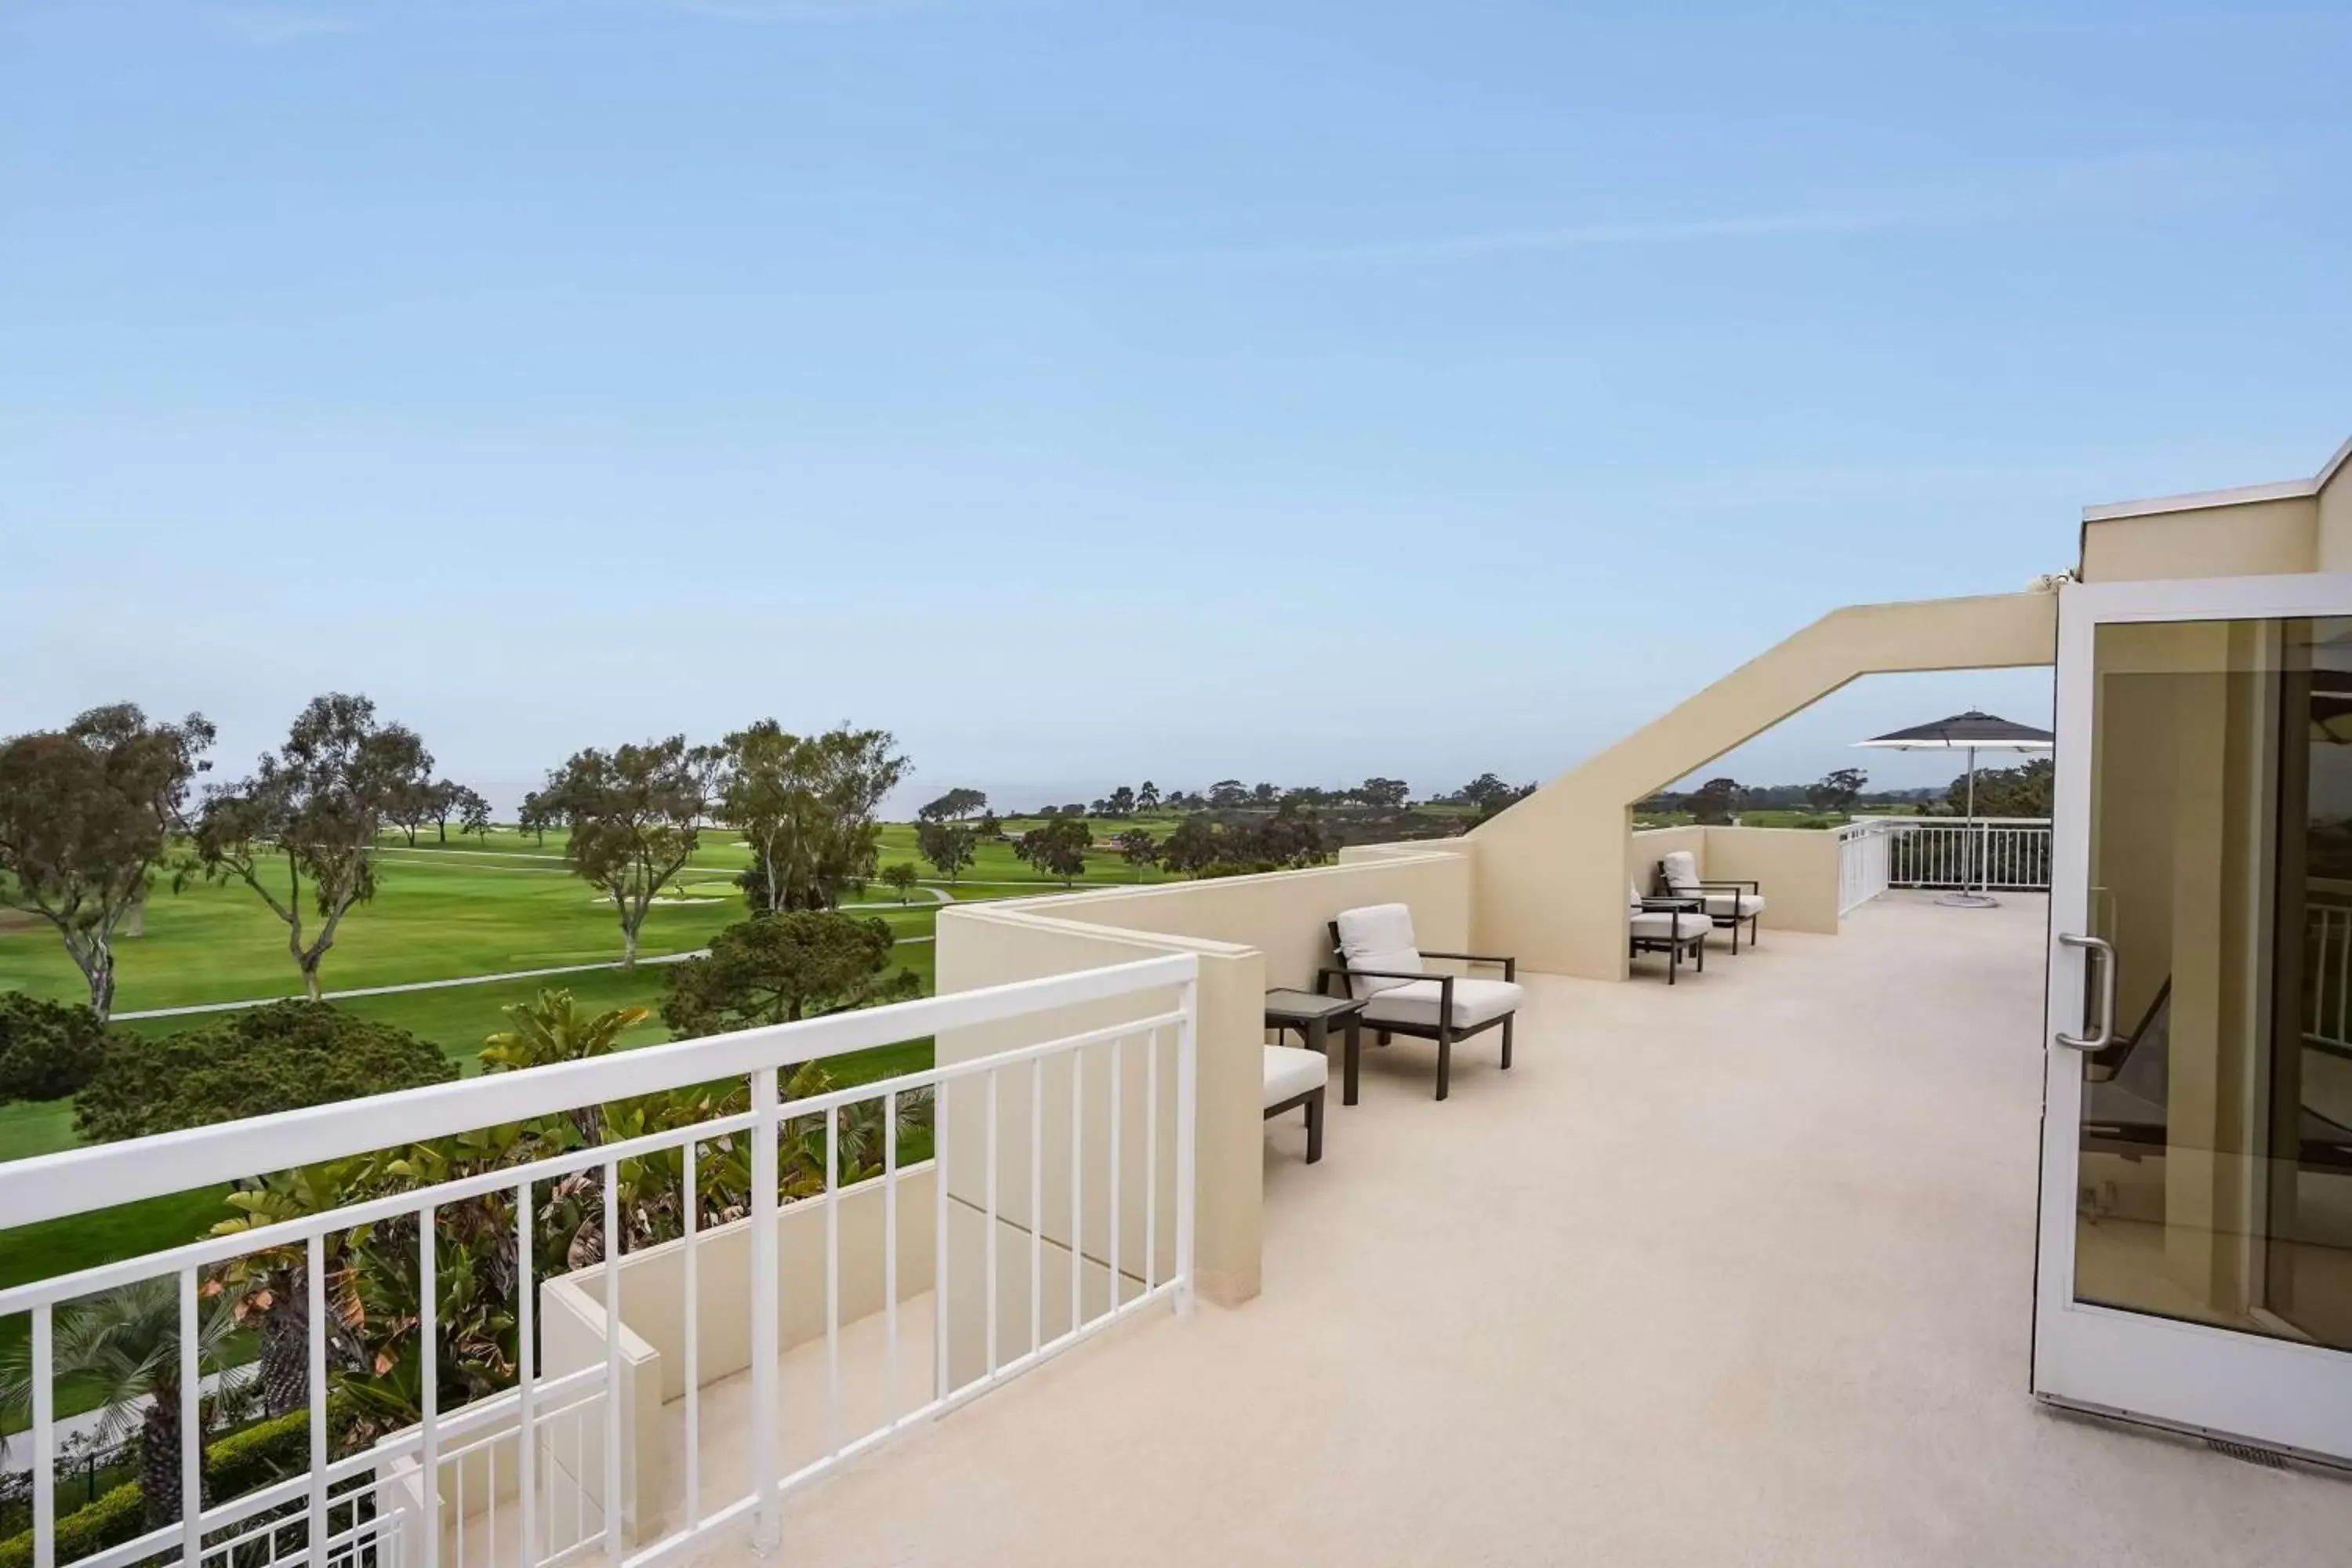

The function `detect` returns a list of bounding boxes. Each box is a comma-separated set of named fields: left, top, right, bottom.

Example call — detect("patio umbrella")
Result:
left=1855, top=710, right=2054, bottom=907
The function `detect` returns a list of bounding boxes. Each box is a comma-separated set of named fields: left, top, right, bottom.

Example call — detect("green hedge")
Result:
left=0, top=1403, right=324, bottom=1568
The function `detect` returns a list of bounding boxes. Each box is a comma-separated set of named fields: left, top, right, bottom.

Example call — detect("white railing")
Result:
left=2307, top=902, right=2352, bottom=1054
left=0, top=953, right=1198, bottom=1568
left=1836, top=820, right=1893, bottom=914
left=1838, top=817, right=2053, bottom=911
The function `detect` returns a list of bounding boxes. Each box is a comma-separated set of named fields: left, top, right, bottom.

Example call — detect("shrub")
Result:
left=74, top=1002, right=454, bottom=1144
left=0, top=1403, right=318, bottom=1568
left=0, top=993, right=108, bottom=1103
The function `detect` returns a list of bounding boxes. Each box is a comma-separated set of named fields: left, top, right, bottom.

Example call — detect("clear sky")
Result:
left=6, top=2, right=2347, bottom=814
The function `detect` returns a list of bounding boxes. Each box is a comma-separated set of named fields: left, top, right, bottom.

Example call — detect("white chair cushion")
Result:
left=1359, top=977, right=1524, bottom=1032
left=1629, top=909, right=1712, bottom=942
left=1263, top=1044, right=1329, bottom=1108
left=1701, top=891, right=1765, bottom=919
left=1334, top=902, right=1423, bottom=998
left=1659, top=849, right=1702, bottom=895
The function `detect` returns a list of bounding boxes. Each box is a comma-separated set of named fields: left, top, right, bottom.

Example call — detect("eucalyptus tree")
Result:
left=538, top=735, right=713, bottom=967
left=191, top=693, right=430, bottom=1000
left=1114, top=827, right=1158, bottom=880
left=0, top=704, right=214, bottom=1019
left=458, top=787, right=494, bottom=842
left=916, top=821, right=975, bottom=884
left=715, top=722, right=907, bottom=913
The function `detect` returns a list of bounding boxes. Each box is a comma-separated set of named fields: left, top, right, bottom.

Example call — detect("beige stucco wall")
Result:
left=1468, top=591, right=2059, bottom=978
left=2322, top=455, right=2352, bottom=572
left=2079, top=495, right=2319, bottom=583
left=1626, top=826, right=1704, bottom=896
left=533, top=1171, right=937, bottom=1541
left=1627, top=825, right=1842, bottom=935
left=931, top=851, right=1476, bottom=1312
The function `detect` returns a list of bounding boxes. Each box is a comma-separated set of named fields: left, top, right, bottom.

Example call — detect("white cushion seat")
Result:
left=1698, top=890, right=1765, bottom=919
left=1359, top=976, right=1526, bottom=1032
left=1629, top=909, right=1712, bottom=942
left=1263, top=1044, right=1329, bottom=1109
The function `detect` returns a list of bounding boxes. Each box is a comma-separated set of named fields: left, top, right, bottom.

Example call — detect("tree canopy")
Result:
left=1950, top=757, right=2051, bottom=818
left=716, top=722, right=906, bottom=914
left=916, top=820, right=975, bottom=883
left=917, top=787, right=985, bottom=822
left=190, top=693, right=432, bottom=1000
left=1690, top=777, right=1744, bottom=825
left=0, top=703, right=215, bottom=1018
left=538, top=735, right=713, bottom=967
left=1018, top=815, right=1093, bottom=886
left=1807, top=768, right=1868, bottom=814
left=1113, top=827, right=1158, bottom=880
left=1458, top=772, right=1534, bottom=819
left=74, top=1001, right=455, bottom=1145
left=661, top=912, right=919, bottom=1034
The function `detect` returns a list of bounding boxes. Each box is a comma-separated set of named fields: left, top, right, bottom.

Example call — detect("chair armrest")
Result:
left=1685, top=879, right=1761, bottom=892
left=1315, top=967, right=1350, bottom=998
left=1638, top=897, right=1703, bottom=913
left=1334, top=967, right=1435, bottom=983
left=1419, top=949, right=1518, bottom=981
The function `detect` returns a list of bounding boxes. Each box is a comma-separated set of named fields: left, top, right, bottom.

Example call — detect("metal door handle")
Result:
left=2055, top=932, right=2115, bottom=1051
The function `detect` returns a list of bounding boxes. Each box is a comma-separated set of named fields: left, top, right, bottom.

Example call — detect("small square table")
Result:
left=1264, top=988, right=1367, bottom=1105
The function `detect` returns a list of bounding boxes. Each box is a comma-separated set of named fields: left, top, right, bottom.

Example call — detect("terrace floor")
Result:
left=684, top=892, right=2352, bottom=1566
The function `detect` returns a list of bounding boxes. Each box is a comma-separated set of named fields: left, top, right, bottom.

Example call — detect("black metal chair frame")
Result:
left=1630, top=894, right=1708, bottom=984
left=1656, top=862, right=1764, bottom=953
left=1317, top=924, right=1518, bottom=1102
left=1264, top=1081, right=1325, bottom=1163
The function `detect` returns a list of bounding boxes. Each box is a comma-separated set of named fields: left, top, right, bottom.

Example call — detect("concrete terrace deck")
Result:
left=683, top=892, right=2352, bottom=1566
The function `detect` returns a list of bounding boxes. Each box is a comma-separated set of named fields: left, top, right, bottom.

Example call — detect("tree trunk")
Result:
left=260, top=1285, right=308, bottom=1417
left=299, top=954, right=324, bottom=1003
left=619, top=919, right=639, bottom=970
left=437, top=820, right=448, bottom=844
left=87, top=955, right=116, bottom=1023
left=138, top=1402, right=183, bottom=1526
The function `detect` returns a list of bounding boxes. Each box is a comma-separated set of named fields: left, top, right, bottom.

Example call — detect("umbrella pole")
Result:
left=1965, top=745, right=1978, bottom=895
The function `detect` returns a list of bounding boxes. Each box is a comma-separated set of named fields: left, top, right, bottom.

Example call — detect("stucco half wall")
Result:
left=932, top=850, right=1474, bottom=1308
left=1468, top=590, right=2059, bottom=979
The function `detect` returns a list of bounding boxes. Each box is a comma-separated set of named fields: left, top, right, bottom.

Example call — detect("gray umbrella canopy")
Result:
left=1855, top=710, right=2053, bottom=750
left=1853, top=710, right=2052, bottom=907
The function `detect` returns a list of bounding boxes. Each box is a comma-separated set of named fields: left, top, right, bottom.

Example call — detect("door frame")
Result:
left=2035, top=571, right=2352, bottom=1463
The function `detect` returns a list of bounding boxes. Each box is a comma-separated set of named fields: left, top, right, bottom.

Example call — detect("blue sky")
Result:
left=6, top=2, right=2347, bottom=813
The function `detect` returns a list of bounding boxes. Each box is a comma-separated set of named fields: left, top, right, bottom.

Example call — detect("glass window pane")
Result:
left=2078, top=616, right=2352, bottom=1350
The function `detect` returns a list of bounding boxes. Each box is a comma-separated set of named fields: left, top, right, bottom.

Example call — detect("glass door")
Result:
left=2037, top=574, right=2352, bottom=1461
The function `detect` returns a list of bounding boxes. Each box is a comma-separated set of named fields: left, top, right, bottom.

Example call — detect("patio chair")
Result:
left=1629, top=884, right=1711, bottom=984
left=1655, top=848, right=1766, bottom=953
left=1318, top=903, right=1523, bottom=1101
left=1264, top=1045, right=1328, bottom=1163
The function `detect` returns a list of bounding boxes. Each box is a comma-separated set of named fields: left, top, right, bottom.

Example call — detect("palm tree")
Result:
left=1, top=1279, right=236, bottom=1526
left=481, top=989, right=648, bottom=1143
left=209, top=1160, right=371, bottom=1418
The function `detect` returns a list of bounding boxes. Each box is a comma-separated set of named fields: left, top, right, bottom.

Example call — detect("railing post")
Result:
left=1173, top=977, right=1198, bottom=1317
left=750, top=1065, right=779, bottom=1555
left=305, top=1234, right=327, bottom=1568
left=417, top=1212, right=437, bottom=1568
left=601, top=1160, right=624, bottom=1563
left=31, top=1305, right=52, bottom=1568
left=516, top=1181, right=538, bottom=1568
left=180, top=1265, right=202, bottom=1568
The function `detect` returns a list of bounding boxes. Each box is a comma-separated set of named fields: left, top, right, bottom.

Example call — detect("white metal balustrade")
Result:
left=0, top=953, right=1199, bottom=1568
left=1838, top=818, right=2053, bottom=912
